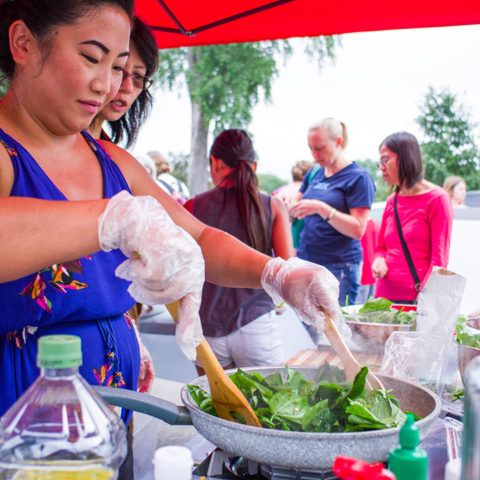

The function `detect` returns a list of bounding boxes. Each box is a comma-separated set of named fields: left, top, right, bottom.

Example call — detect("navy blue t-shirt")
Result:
left=297, top=162, right=375, bottom=264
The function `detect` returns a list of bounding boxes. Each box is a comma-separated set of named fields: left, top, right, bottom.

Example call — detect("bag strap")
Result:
left=157, top=178, right=175, bottom=195
left=394, top=193, right=421, bottom=292
left=307, top=164, right=321, bottom=185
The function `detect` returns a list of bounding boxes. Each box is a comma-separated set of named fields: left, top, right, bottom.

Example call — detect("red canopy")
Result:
left=135, top=0, right=480, bottom=49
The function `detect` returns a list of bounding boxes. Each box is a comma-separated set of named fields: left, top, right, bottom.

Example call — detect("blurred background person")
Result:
left=272, top=160, right=315, bottom=253
left=185, top=129, right=293, bottom=373
left=289, top=118, right=375, bottom=306
left=372, top=132, right=453, bottom=303
left=443, top=175, right=467, bottom=208
left=88, top=16, right=157, bottom=148
left=136, top=154, right=157, bottom=179
left=148, top=151, right=190, bottom=204
left=356, top=217, right=380, bottom=304
left=273, top=160, right=315, bottom=207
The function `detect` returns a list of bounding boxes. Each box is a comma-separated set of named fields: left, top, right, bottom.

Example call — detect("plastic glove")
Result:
left=261, top=257, right=349, bottom=338
left=98, top=191, right=205, bottom=360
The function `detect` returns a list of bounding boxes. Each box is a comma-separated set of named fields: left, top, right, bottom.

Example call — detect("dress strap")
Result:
left=0, top=136, right=20, bottom=160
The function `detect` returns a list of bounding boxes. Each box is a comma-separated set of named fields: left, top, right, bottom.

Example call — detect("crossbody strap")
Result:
left=394, top=193, right=421, bottom=292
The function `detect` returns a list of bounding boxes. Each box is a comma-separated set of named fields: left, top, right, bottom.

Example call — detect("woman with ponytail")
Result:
left=185, top=129, right=294, bottom=373
left=289, top=117, right=376, bottom=306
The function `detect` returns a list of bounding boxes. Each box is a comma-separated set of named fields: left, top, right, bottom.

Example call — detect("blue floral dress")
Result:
left=0, top=129, right=139, bottom=423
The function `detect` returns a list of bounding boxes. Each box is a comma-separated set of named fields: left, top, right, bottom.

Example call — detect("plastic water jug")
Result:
left=0, top=335, right=127, bottom=479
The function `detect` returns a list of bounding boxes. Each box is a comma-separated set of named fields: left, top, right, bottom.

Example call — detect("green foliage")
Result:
left=258, top=173, right=287, bottom=194
left=157, top=42, right=288, bottom=134
left=355, top=159, right=390, bottom=201
left=416, top=86, right=480, bottom=189
left=156, top=38, right=338, bottom=136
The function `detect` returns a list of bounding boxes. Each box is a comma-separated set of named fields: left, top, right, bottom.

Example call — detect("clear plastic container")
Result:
left=0, top=335, right=127, bottom=479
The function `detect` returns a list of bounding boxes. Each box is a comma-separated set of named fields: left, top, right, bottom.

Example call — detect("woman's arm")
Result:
left=0, top=196, right=107, bottom=282
left=429, top=193, right=454, bottom=269
left=289, top=199, right=370, bottom=239
left=270, top=196, right=294, bottom=259
left=101, top=141, right=271, bottom=288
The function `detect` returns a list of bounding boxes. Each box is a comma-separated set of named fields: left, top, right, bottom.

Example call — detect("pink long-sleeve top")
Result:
left=375, top=187, right=453, bottom=301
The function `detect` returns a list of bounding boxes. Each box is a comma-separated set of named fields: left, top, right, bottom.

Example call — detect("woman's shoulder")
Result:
left=346, top=162, right=375, bottom=183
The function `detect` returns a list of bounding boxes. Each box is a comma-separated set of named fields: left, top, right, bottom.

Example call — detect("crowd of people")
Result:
left=0, top=0, right=464, bottom=476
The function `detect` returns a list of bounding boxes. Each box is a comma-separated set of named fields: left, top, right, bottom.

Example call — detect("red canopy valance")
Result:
left=134, top=0, right=480, bottom=49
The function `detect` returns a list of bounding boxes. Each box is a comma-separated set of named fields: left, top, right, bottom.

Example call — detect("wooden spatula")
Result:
left=166, top=301, right=262, bottom=427
left=323, top=313, right=385, bottom=390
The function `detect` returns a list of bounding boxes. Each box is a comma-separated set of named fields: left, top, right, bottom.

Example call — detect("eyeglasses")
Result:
left=122, top=69, right=153, bottom=90
left=377, top=155, right=393, bottom=168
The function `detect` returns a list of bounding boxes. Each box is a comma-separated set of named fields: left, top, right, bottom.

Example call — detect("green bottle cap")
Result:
left=388, top=413, right=428, bottom=480
left=37, top=335, right=83, bottom=369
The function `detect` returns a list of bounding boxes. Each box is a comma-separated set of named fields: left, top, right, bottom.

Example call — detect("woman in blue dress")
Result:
left=289, top=118, right=376, bottom=306
left=0, top=0, right=343, bottom=433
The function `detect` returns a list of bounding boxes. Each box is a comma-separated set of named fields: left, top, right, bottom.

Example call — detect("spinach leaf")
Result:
left=456, top=316, right=480, bottom=349
left=359, top=297, right=393, bottom=313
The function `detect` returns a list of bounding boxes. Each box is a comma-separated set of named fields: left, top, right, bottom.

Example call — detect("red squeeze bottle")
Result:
left=333, top=456, right=397, bottom=480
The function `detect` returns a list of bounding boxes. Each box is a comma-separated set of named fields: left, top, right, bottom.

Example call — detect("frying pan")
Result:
left=95, top=366, right=441, bottom=470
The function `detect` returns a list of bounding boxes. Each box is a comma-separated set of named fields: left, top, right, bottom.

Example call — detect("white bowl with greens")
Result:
left=343, top=298, right=416, bottom=354
left=457, top=316, right=480, bottom=381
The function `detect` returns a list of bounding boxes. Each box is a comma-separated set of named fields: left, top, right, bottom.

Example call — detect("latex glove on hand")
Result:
left=261, top=257, right=349, bottom=338
left=137, top=336, right=155, bottom=393
left=98, top=191, right=205, bottom=361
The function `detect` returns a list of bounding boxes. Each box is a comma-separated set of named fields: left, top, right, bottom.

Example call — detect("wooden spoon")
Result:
left=166, top=301, right=262, bottom=427
left=323, top=313, right=385, bottom=390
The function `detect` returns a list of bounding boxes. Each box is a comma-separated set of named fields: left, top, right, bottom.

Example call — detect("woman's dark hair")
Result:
left=210, top=129, right=270, bottom=255
left=380, top=131, right=424, bottom=191
left=108, top=16, right=159, bottom=148
left=0, top=0, right=134, bottom=80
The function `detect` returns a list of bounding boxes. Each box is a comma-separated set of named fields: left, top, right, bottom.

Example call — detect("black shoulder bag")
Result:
left=394, top=193, right=421, bottom=293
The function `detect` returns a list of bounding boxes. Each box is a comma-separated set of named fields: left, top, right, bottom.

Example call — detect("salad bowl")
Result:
left=457, top=316, right=480, bottom=381
left=343, top=302, right=416, bottom=354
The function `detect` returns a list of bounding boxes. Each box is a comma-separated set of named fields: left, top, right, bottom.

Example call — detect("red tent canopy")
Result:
left=135, top=0, right=480, bottom=49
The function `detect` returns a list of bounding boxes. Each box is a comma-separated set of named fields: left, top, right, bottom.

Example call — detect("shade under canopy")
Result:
left=134, top=0, right=480, bottom=49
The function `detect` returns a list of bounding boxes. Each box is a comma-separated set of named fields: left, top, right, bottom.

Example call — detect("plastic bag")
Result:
left=380, top=267, right=466, bottom=394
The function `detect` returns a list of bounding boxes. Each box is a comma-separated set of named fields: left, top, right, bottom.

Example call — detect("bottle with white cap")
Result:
left=153, top=445, right=193, bottom=480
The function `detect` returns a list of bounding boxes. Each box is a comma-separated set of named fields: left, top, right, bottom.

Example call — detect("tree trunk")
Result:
left=187, top=49, right=209, bottom=195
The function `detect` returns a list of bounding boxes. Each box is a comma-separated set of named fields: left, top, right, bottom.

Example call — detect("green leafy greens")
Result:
left=456, top=316, right=480, bottom=349
left=187, top=364, right=407, bottom=432
left=342, top=297, right=416, bottom=325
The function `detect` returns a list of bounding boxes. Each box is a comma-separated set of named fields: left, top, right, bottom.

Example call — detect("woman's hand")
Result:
left=98, top=191, right=205, bottom=361
left=372, top=257, right=388, bottom=279
left=261, top=257, right=349, bottom=337
left=289, top=199, right=325, bottom=220
left=137, top=340, right=155, bottom=393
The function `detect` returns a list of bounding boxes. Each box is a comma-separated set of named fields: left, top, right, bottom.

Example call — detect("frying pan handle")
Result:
left=93, top=386, right=192, bottom=425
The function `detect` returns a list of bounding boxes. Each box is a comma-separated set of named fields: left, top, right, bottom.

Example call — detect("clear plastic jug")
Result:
left=461, top=355, right=480, bottom=479
left=0, top=335, right=127, bottom=479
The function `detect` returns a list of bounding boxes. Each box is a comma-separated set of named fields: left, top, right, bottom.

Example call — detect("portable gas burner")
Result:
left=191, top=448, right=341, bottom=479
